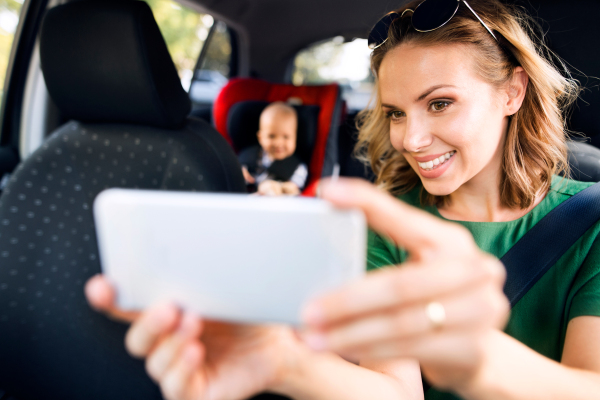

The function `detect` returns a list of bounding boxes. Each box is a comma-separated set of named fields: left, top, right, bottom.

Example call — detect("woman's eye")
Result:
left=386, top=110, right=406, bottom=120
left=430, top=101, right=450, bottom=112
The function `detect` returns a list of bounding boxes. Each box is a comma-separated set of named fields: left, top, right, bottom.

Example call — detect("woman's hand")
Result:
left=85, top=276, right=308, bottom=400
left=302, top=178, right=510, bottom=391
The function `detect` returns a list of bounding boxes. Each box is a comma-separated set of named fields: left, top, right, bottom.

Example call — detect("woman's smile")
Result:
left=414, top=150, right=456, bottom=170
left=411, top=150, right=456, bottom=179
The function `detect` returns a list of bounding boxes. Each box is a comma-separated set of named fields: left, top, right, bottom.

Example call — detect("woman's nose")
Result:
left=401, top=117, right=433, bottom=153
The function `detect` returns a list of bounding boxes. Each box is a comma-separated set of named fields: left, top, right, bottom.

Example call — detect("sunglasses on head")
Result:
left=368, top=0, right=497, bottom=50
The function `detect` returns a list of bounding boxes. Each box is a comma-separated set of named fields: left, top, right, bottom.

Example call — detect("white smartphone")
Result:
left=93, top=189, right=366, bottom=325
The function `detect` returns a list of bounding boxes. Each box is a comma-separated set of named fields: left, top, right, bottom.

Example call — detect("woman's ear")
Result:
left=505, top=67, right=528, bottom=116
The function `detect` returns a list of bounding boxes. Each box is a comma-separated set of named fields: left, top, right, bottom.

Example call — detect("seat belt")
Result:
left=501, top=181, right=600, bottom=307
left=423, top=181, right=600, bottom=393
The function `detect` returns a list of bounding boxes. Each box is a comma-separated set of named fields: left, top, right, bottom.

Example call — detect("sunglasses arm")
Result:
left=461, top=0, right=498, bottom=41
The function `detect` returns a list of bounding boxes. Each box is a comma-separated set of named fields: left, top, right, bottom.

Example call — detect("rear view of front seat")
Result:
left=0, top=1, right=244, bottom=399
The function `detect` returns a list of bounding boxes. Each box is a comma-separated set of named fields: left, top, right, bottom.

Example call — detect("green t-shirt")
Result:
left=367, top=176, right=600, bottom=400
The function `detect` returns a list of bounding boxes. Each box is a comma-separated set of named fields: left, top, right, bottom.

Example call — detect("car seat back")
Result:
left=0, top=1, right=244, bottom=399
left=509, top=0, right=600, bottom=140
left=213, top=78, right=343, bottom=196
left=504, top=0, right=600, bottom=180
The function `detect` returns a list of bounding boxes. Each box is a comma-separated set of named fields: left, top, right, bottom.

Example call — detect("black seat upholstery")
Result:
left=508, top=0, right=600, bottom=181
left=510, top=0, right=600, bottom=141
left=337, top=111, right=374, bottom=181
left=0, top=1, right=245, bottom=399
left=566, top=141, right=600, bottom=182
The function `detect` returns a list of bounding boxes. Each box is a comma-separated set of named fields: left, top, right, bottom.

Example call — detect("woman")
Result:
left=86, top=0, right=600, bottom=398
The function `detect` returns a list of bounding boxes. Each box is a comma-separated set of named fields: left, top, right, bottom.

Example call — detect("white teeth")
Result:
left=417, top=151, right=455, bottom=171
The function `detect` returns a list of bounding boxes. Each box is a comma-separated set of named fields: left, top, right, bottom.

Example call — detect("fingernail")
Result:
left=150, top=303, right=178, bottom=331
left=302, top=304, right=324, bottom=326
left=183, top=343, right=202, bottom=366
left=321, top=180, right=350, bottom=201
left=303, top=333, right=328, bottom=351
left=177, top=312, right=198, bottom=336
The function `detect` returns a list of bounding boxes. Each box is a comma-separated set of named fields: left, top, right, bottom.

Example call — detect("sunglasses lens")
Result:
left=368, top=12, right=399, bottom=48
left=412, top=0, right=459, bottom=31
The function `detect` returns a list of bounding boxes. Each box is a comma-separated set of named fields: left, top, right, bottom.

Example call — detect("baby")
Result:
left=239, top=102, right=308, bottom=195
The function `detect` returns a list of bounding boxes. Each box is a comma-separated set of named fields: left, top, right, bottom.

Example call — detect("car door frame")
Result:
left=0, top=0, right=50, bottom=193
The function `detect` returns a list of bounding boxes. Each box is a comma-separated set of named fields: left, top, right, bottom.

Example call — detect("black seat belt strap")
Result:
left=501, top=181, right=600, bottom=307
left=423, top=181, right=600, bottom=393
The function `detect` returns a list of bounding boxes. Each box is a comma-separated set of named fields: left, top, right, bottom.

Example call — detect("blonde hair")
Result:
left=260, top=101, right=298, bottom=128
left=356, top=0, right=579, bottom=208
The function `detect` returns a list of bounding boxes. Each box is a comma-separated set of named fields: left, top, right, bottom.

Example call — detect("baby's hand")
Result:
left=258, top=180, right=283, bottom=196
left=242, top=166, right=255, bottom=184
left=281, top=181, right=300, bottom=196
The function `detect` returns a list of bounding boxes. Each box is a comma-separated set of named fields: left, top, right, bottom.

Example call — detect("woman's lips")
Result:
left=414, top=150, right=456, bottom=169
left=415, top=151, right=456, bottom=179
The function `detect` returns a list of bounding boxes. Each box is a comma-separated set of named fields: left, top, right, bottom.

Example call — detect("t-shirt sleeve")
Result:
left=289, top=163, right=308, bottom=189
left=569, top=235, right=600, bottom=320
left=367, top=229, right=405, bottom=271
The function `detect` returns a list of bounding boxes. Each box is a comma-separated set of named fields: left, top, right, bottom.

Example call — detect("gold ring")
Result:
left=425, top=301, right=446, bottom=330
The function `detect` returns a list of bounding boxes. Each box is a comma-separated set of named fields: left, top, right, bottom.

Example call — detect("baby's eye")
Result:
left=386, top=110, right=406, bottom=121
left=430, top=101, right=450, bottom=112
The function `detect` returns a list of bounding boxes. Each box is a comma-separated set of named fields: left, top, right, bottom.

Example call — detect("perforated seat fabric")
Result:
left=213, top=78, right=343, bottom=196
left=0, top=0, right=245, bottom=398
left=0, top=121, right=245, bottom=400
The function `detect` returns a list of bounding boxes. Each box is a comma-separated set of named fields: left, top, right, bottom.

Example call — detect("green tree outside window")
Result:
left=0, top=0, right=24, bottom=107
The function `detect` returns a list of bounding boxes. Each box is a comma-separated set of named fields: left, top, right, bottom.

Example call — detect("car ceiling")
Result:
left=188, top=0, right=407, bottom=80
left=186, top=0, right=600, bottom=142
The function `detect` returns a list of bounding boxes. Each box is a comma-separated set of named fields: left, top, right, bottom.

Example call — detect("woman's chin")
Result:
left=420, top=179, right=460, bottom=197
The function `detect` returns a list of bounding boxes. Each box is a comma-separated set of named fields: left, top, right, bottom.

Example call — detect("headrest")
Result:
left=40, top=0, right=190, bottom=128
left=227, top=101, right=320, bottom=164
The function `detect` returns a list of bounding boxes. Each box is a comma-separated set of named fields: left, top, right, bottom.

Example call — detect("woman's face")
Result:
left=379, top=43, right=513, bottom=196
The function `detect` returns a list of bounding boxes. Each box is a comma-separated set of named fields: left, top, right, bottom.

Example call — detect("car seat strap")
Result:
left=501, top=181, right=600, bottom=307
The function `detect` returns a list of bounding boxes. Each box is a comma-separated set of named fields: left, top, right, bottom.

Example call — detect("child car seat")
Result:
left=213, top=78, right=343, bottom=196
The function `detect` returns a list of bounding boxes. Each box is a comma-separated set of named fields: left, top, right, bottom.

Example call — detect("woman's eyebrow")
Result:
left=381, top=85, right=457, bottom=109
left=416, top=84, right=456, bottom=102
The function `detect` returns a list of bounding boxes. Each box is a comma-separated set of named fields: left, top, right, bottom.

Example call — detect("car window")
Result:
left=0, top=0, right=24, bottom=108
left=143, top=0, right=212, bottom=91
left=189, top=21, right=232, bottom=105
left=292, top=37, right=374, bottom=112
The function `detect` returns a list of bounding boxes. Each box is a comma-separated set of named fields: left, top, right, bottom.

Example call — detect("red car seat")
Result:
left=213, top=78, right=343, bottom=196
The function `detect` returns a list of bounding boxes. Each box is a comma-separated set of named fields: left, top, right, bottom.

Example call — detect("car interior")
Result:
left=0, top=0, right=599, bottom=399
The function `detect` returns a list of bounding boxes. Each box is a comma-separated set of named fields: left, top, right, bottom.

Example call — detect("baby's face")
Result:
left=257, top=112, right=297, bottom=160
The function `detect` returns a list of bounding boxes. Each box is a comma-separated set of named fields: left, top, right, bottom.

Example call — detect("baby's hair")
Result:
left=261, top=101, right=298, bottom=122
